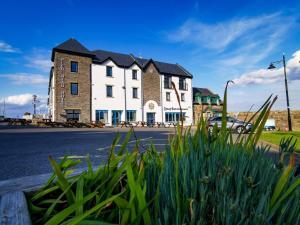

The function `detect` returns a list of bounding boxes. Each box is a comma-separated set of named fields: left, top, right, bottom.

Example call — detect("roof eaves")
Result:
left=176, top=63, right=193, bottom=78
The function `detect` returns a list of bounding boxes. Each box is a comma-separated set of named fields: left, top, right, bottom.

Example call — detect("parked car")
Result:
left=208, top=116, right=253, bottom=134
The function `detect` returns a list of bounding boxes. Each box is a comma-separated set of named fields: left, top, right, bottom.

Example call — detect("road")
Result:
left=0, top=127, right=173, bottom=181
left=0, top=127, right=298, bottom=182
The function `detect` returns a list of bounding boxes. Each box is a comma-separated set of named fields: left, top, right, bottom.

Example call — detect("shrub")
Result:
left=29, top=84, right=300, bottom=225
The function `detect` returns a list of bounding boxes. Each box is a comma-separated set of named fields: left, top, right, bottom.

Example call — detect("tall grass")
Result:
left=29, top=85, right=300, bottom=225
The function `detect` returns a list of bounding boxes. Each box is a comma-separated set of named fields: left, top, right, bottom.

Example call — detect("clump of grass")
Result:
left=28, top=84, right=300, bottom=225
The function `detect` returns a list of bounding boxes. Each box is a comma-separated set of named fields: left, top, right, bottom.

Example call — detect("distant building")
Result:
left=193, top=88, right=223, bottom=123
left=48, top=38, right=194, bottom=126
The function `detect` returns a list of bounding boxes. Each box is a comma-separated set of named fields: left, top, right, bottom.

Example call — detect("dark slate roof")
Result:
left=92, top=50, right=136, bottom=68
left=51, top=38, right=193, bottom=77
left=51, top=38, right=95, bottom=61
left=193, top=88, right=220, bottom=97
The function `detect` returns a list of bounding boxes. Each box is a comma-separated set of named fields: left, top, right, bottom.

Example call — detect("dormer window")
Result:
left=71, top=61, right=78, bottom=73
left=106, top=66, right=113, bottom=77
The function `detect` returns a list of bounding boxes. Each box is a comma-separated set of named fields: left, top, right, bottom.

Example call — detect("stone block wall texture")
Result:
left=53, top=52, right=92, bottom=123
left=142, top=63, right=161, bottom=106
left=228, top=110, right=300, bottom=131
left=193, top=104, right=223, bottom=123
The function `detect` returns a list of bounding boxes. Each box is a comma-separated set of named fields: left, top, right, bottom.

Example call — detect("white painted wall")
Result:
left=161, top=75, right=193, bottom=125
left=91, top=60, right=142, bottom=126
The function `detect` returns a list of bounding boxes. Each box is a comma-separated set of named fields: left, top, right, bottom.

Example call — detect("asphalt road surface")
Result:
left=0, top=127, right=173, bottom=181
left=0, top=127, right=298, bottom=182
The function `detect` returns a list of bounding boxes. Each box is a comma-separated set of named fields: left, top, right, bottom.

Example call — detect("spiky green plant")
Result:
left=28, top=84, right=300, bottom=225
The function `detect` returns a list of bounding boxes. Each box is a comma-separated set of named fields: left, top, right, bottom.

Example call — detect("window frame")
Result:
left=70, top=83, right=78, bottom=95
left=66, top=109, right=80, bottom=121
left=164, top=75, right=172, bottom=89
left=70, top=61, right=78, bottom=73
left=95, top=110, right=108, bottom=123
left=132, top=70, right=137, bottom=80
left=132, top=87, right=138, bottom=99
left=181, top=93, right=185, bottom=102
left=166, top=92, right=171, bottom=101
left=179, top=77, right=186, bottom=90
left=106, top=85, right=113, bottom=97
left=126, top=110, right=136, bottom=122
left=106, top=66, right=113, bottom=77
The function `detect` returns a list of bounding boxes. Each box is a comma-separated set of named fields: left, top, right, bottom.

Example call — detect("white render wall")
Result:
left=161, top=75, right=193, bottom=126
left=91, top=60, right=142, bottom=126
left=91, top=61, right=193, bottom=126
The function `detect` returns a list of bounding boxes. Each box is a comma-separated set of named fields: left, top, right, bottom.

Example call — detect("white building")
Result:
left=49, top=39, right=193, bottom=126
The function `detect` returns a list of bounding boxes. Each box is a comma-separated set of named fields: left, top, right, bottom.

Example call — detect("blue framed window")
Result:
left=132, top=88, right=138, bottom=98
left=71, top=83, right=78, bottom=95
left=106, top=85, right=113, bottom=97
left=95, top=110, right=108, bottom=123
left=126, top=110, right=136, bottom=122
left=106, top=66, right=113, bottom=77
left=132, top=70, right=137, bottom=79
left=71, top=61, right=78, bottom=73
left=165, top=112, right=186, bottom=122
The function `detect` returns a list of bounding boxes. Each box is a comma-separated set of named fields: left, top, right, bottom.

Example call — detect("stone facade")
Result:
left=142, top=63, right=161, bottom=106
left=53, top=52, right=92, bottom=123
left=228, top=110, right=300, bottom=131
left=193, top=104, right=223, bottom=123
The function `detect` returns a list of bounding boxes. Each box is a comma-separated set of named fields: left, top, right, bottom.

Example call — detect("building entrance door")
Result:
left=147, top=113, right=155, bottom=126
left=112, top=110, right=122, bottom=126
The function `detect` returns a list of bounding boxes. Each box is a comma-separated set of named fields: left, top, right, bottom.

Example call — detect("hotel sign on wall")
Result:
left=164, top=107, right=188, bottom=111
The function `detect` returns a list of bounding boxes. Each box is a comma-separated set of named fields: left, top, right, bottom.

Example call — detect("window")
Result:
left=106, top=66, right=113, bottom=77
left=106, top=85, right=113, bottom=97
left=181, top=93, right=185, bottom=101
left=166, top=92, right=170, bottom=101
left=164, top=75, right=172, bottom=89
left=165, top=112, right=186, bottom=123
left=132, top=70, right=137, bottom=80
left=127, top=110, right=136, bottom=122
left=71, top=83, right=78, bottom=95
left=132, top=88, right=138, bottom=98
left=71, top=61, right=78, bottom=73
left=179, top=78, right=187, bottom=90
left=96, top=110, right=108, bottom=123
left=66, top=109, right=80, bottom=121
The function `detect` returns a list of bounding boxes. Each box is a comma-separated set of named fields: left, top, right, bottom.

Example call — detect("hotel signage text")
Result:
left=164, top=107, right=188, bottom=111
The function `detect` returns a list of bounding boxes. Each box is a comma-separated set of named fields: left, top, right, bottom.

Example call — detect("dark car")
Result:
left=208, top=116, right=253, bottom=134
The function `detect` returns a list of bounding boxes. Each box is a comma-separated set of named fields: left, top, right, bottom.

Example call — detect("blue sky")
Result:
left=1, top=0, right=300, bottom=117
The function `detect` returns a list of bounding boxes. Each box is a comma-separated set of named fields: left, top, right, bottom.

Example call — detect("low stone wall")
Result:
left=228, top=110, right=300, bottom=131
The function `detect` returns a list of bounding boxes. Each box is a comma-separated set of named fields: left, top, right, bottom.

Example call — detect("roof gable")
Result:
left=51, top=38, right=94, bottom=61
left=193, top=88, right=220, bottom=98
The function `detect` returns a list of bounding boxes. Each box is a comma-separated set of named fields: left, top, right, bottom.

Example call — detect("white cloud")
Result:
left=5, top=93, right=33, bottom=106
left=167, top=13, right=291, bottom=51
left=25, top=48, right=52, bottom=72
left=0, top=40, right=19, bottom=53
left=233, top=50, right=300, bottom=86
left=0, top=73, right=48, bottom=85
left=0, top=94, right=48, bottom=118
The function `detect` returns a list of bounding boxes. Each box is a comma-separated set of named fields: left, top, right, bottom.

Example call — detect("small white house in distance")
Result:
left=48, top=38, right=194, bottom=126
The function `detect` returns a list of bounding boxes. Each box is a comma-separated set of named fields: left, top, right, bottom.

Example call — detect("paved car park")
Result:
left=0, top=127, right=174, bottom=181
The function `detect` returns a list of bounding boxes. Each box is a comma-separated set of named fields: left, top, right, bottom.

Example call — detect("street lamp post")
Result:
left=268, top=54, right=292, bottom=131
